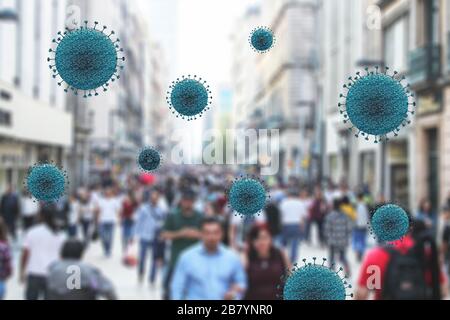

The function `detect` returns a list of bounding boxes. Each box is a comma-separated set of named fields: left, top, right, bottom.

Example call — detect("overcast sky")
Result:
left=136, top=0, right=254, bottom=159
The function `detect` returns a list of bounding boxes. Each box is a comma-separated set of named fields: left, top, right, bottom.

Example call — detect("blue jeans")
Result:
left=0, top=281, right=5, bottom=300
left=100, top=222, right=115, bottom=257
left=281, top=224, right=302, bottom=263
left=122, top=219, right=134, bottom=252
left=67, top=224, right=77, bottom=238
left=352, top=227, right=367, bottom=257
left=138, top=239, right=163, bottom=283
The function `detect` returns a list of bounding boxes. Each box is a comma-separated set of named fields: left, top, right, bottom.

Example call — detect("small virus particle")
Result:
left=25, top=162, right=68, bottom=202
left=249, top=26, right=275, bottom=53
left=48, top=20, right=125, bottom=97
left=137, top=147, right=162, bottom=172
left=166, top=75, right=212, bottom=121
left=227, top=176, right=268, bottom=218
left=278, top=257, right=353, bottom=300
left=369, top=204, right=410, bottom=243
left=338, top=66, right=415, bottom=143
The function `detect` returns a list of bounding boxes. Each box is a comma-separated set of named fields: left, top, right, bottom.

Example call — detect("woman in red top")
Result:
left=121, top=190, right=138, bottom=255
left=243, top=224, right=290, bottom=300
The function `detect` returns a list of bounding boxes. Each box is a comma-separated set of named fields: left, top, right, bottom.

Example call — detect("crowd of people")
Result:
left=0, top=167, right=450, bottom=300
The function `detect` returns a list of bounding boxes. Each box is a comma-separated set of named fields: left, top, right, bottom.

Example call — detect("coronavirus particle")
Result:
left=166, top=75, right=212, bottom=121
left=137, top=147, right=162, bottom=172
left=48, top=20, right=125, bottom=97
left=249, top=26, right=275, bottom=53
left=227, top=176, right=268, bottom=218
left=278, top=257, right=353, bottom=300
left=338, top=66, right=415, bottom=143
left=25, top=162, right=68, bottom=202
left=369, top=204, right=410, bottom=243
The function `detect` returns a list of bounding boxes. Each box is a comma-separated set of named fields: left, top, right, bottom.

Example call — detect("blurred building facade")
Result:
left=232, top=0, right=320, bottom=181
left=69, top=0, right=170, bottom=185
left=0, top=0, right=72, bottom=192
left=378, top=0, right=450, bottom=211
left=320, top=0, right=390, bottom=202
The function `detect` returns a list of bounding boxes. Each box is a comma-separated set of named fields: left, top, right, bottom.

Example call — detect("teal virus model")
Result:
left=338, top=66, right=415, bottom=143
left=25, top=162, right=68, bottom=202
left=369, top=204, right=410, bottom=243
left=227, top=176, right=268, bottom=217
left=137, top=147, right=162, bottom=172
left=48, top=21, right=125, bottom=97
left=166, top=75, right=212, bottom=121
left=249, top=26, right=275, bottom=53
left=278, top=257, right=353, bottom=300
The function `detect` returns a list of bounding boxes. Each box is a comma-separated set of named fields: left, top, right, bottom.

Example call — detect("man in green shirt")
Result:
left=161, top=189, right=202, bottom=299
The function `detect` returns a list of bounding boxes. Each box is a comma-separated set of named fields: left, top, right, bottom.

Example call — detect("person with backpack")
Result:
left=46, top=239, right=116, bottom=300
left=355, top=219, right=448, bottom=300
left=0, top=217, right=12, bottom=299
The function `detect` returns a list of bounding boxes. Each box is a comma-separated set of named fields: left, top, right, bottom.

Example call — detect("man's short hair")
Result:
left=61, top=239, right=85, bottom=260
left=201, top=216, right=223, bottom=231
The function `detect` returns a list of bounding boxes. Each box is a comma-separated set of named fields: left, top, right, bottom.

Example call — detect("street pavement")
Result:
left=5, top=225, right=361, bottom=300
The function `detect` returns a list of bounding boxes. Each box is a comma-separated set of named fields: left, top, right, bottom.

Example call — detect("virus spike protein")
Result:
left=368, top=203, right=411, bottom=243
left=166, top=75, right=212, bottom=121
left=278, top=257, right=353, bottom=300
left=137, top=146, right=162, bottom=172
left=249, top=26, right=276, bottom=53
left=338, top=66, right=415, bottom=143
left=24, top=162, right=69, bottom=203
left=48, top=20, right=125, bottom=97
left=227, top=175, right=269, bottom=218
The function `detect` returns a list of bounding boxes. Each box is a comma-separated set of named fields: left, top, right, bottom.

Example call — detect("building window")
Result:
left=384, top=15, right=409, bottom=72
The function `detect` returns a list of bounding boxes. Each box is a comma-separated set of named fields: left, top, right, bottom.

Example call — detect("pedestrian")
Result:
left=67, top=192, right=80, bottom=238
left=353, top=192, right=369, bottom=261
left=134, top=189, right=166, bottom=285
left=78, top=189, right=96, bottom=245
left=21, top=191, right=39, bottom=231
left=0, top=184, right=20, bottom=241
left=120, top=190, right=138, bottom=254
left=19, top=205, right=65, bottom=300
left=324, top=199, right=353, bottom=276
left=440, top=206, right=450, bottom=283
left=46, top=239, right=117, bottom=300
left=306, top=186, right=328, bottom=247
left=355, top=220, right=448, bottom=300
left=161, top=189, right=203, bottom=300
left=170, top=217, right=247, bottom=300
left=279, top=188, right=309, bottom=263
left=417, top=199, right=437, bottom=236
left=0, top=217, right=12, bottom=300
left=264, top=201, right=282, bottom=246
left=243, top=224, right=289, bottom=300
left=96, top=187, right=121, bottom=257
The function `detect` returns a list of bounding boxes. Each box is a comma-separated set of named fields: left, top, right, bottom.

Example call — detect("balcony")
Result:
left=407, top=44, right=441, bottom=88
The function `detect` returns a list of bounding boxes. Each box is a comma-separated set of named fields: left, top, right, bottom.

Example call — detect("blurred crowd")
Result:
left=1, top=167, right=450, bottom=300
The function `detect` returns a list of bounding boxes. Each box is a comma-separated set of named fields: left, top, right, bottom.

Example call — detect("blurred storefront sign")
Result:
left=416, top=93, right=442, bottom=116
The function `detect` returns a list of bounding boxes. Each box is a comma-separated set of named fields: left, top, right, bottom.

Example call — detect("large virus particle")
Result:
left=137, top=147, right=162, bottom=172
left=338, top=66, right=415, bottom=143
left=48, top=21, right=125, bottom=97
left=249, top=26, right=275, bottom=53
left=278, top=257, right=353, bottom=300
left=227, top=176, right=268, bottom=218
left=166, top=75, right=212, bottom=121
left=25, top=162, right=68, bottom=202
left=369, top=204, right=410, bottom=243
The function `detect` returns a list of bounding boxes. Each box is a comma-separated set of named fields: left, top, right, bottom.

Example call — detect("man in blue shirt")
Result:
left=171, top=217, right=247, bottom=300
left=134, top=189, right=166, bottom=284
